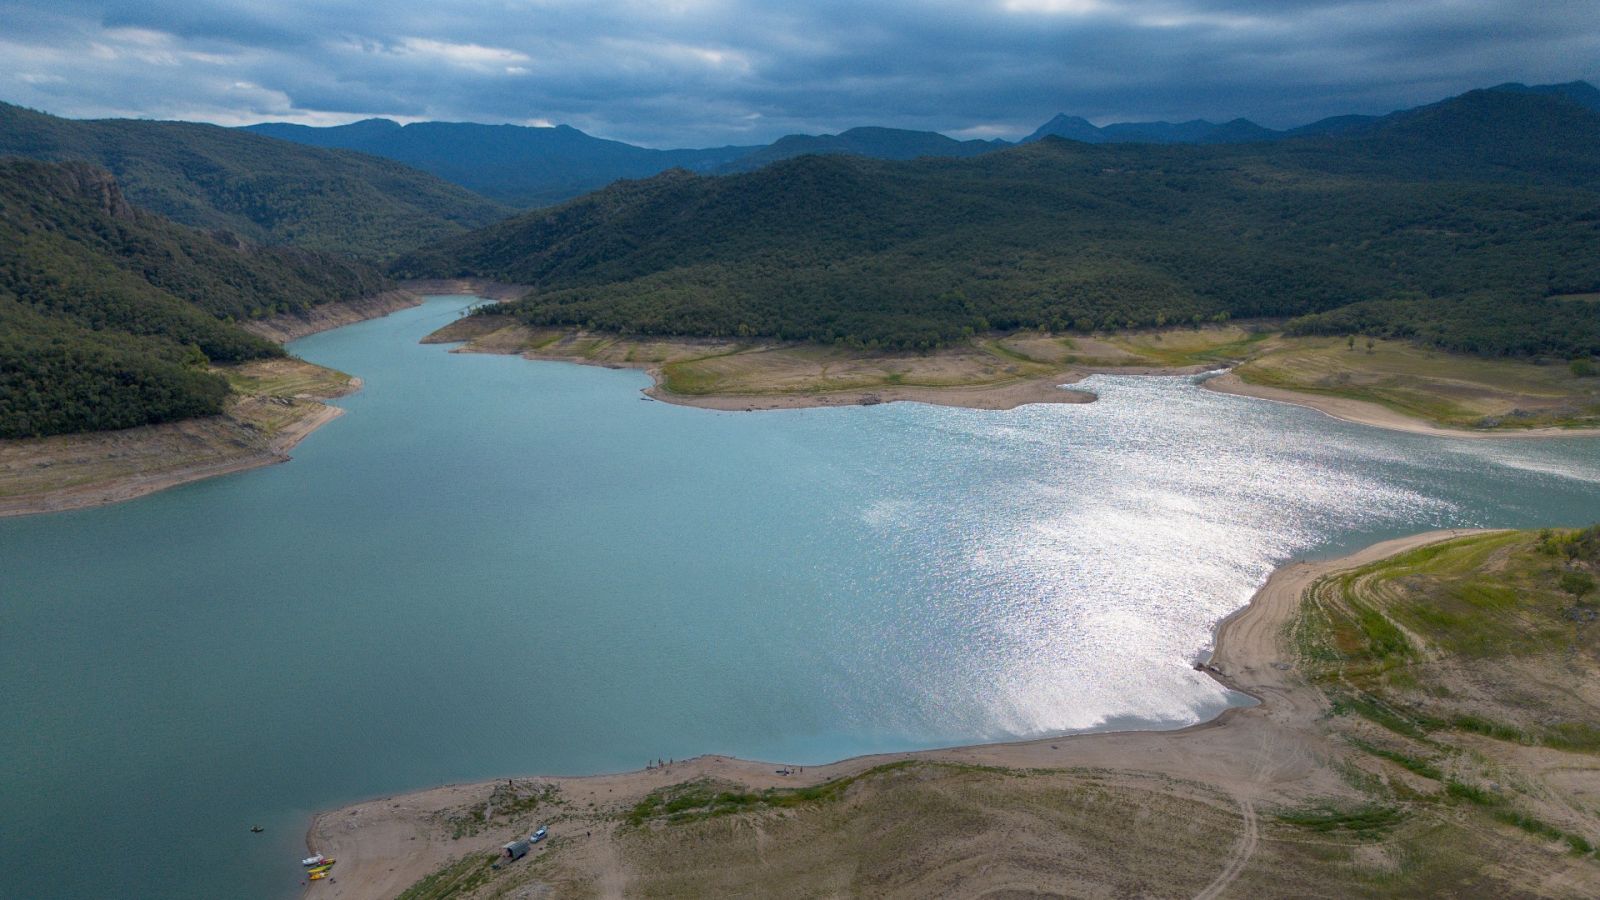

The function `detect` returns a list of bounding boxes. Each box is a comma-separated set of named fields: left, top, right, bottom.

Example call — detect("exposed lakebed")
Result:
left=3, top=296, right=1599, bottom=899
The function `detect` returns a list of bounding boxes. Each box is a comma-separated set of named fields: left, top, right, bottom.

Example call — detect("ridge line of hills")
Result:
left=391, top=87, right=1600, bottom=358
left=0, top=100, right=512, bottom=261
left=243, top=80, right=1600, bottom=207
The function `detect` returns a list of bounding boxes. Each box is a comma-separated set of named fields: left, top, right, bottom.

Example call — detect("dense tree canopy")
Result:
left=0, top=158, right=389, bottom=438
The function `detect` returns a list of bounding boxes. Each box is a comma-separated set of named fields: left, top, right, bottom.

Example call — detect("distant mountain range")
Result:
left=243, top=119, right=754, bottom=207
left=246, top=81, right=1600, bottom=208
left=1025, top=80, right=1600, bottom=144
left=392, top=87, right=1600, bottom=359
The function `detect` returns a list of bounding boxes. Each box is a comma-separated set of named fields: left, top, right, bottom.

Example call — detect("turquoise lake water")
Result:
left=3, top=295, right=1599, bottom=898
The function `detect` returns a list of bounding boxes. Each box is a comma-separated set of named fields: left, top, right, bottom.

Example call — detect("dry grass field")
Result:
left=1233, top=337, right=1600, bottom=431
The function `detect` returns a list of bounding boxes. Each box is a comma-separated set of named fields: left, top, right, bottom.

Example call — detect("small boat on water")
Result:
left=308, top=861, right=336, bottom=873
left=302, top=854, right=327, bottom=867
left=309, top=870, right=329, bottom=881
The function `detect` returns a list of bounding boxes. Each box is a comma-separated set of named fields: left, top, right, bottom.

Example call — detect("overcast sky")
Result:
left=2, top=0, right=1597, bottom=147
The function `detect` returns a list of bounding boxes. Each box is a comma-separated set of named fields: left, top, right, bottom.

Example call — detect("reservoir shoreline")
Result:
left=0, top=397, right=348, bottom=518
left=426, top=309, right=1600, bottom=436
left=6, top=283, right=1596, bottom=520
left=303, top=529, right=1485, bottom=900
left=0, top=288, right=422, bottom=519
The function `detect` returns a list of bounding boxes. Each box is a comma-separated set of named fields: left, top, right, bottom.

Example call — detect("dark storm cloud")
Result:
left=1, top=0, right=1596, bottom=145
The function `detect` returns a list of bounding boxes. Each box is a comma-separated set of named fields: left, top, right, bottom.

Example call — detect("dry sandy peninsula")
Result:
left=1204, top=371, right=1600, bottom=440
left=643, top=372, right=1094, bottom=411
left=301, top=529, right=1497, bottom=900
left=0, top=396, right=346, bottom=518
left=0, top=292, right=419, bottom=518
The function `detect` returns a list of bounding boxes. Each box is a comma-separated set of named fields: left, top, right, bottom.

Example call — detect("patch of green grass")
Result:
left=626, top=762, right=919, bottom=827
left=1492, top=810, right=1595, bottom=855
left=1106, top=328, right=1269, bottom=367
left=1450, top=715, right=1527, bottom=744
left=1276, top=803, right=1407, bottom=837
left=488, top=782, right=561, bottom=823
left=220, top=360, right=352, bottom=398
left=982, top=340, right=1047, bottom=365
left=1330, top=692, right=1432, bottom=741
left=1348, top=738, right=1444, bottom=781
left=1544, top=722, right=1600, bottom=753
left=1349, top=597, right=1413, bottom=662
left=446, top=804, right=487, bottom=839
left=1445, top=780, right=1500, bottom=807
left=396, top=854, right=498, bottom=900
left=656, top=348, right=756, bottom=395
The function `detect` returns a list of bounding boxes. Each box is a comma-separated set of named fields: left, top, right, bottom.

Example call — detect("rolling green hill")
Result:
left=0, top=158, right=391, bottom=437
left=393, top=90, right=1600, bottom=356
left=0, top=102, right=511, bottom=260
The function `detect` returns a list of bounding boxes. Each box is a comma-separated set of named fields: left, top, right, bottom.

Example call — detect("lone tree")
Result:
left=1560, top=570, right=1596, bottom=604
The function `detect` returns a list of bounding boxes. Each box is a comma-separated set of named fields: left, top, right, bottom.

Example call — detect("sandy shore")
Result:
left=0, top=385, right=354, bottom=518
left=302, top=528, right=1485, bottom=900
left=1204, top=371, right=1600, bottom=440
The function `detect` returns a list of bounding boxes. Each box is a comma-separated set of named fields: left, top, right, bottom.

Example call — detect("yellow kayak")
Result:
left=309, top=870, right=329, bottom=881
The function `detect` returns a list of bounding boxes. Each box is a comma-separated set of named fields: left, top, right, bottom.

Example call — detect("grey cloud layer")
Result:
left=2, top=0, right=1596, bottom=145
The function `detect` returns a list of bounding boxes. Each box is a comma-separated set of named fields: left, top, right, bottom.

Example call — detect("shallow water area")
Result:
left=3, top=296, right=1598, bottom=899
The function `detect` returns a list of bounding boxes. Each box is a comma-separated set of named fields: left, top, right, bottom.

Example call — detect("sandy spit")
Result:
left=0, top=397, right=349, bottom=519
left=448, top=343, right=1101, bottom=412
left=1204, top=371, right=1600, bottom=440
left=645, top=374, right=1097, bottom=411
left=301, top=529, right=1486, bottom=900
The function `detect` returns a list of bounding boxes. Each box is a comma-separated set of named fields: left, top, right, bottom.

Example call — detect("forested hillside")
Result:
left=0, top=158, right=389, bottom=437
left=393, top=90, right=1600, bottom=356
left=0, top=102, right=510, bottom=259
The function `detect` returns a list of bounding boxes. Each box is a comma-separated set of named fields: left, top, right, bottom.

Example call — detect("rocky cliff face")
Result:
left=43, top=161, right=140, bottom=221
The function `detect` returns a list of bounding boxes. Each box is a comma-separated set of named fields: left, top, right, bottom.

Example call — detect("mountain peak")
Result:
left=1024, top=114, right=1105, bottom=143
